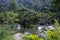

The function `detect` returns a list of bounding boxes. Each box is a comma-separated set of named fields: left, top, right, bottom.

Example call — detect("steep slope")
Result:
left=0, top=0, right=51, bottom=12
left=18, top=0, right=51, bottom=11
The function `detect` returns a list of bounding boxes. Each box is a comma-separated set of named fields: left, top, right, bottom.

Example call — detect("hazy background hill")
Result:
left=17, top=0, right=51, bottom=11
left=0, top=0, right=51, bottom=11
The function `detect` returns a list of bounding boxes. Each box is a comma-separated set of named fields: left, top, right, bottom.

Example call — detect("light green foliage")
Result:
left=1, top=35, right=14, bottom=40
left=54, top=19, right=59, bottom=27
left=46, top=30, right=59, bottom=40
left=46, top=20, right=60, bottom=40
left=2, top=11, right=19, bottom=23
left=23, top=34, right=44, bottom=40
left=54, top=19, right=60, bottom=35
left=0, top=24, right=14, bottom=40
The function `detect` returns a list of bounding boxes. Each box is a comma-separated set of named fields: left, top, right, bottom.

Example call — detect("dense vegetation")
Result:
left=0, top=0, right=60, bottom=40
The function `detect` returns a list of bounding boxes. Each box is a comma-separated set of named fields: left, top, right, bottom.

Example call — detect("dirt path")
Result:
left=13, top=33, right=23, bottom=40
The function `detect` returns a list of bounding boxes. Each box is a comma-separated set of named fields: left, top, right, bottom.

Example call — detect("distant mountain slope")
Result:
left=18, top=0, right=51, bottom=11
left=0, top=0, right=51, bottom=11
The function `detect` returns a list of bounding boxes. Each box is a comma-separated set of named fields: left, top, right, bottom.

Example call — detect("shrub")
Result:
left=46, top=19, right=60, bottom=40
left=0, top=24, right=14, bottom=40
left=0, top=11, right=19, bottom=23
left=46, top=30, right=59, bottom=40
left=23, top=34, right=44, bottom=40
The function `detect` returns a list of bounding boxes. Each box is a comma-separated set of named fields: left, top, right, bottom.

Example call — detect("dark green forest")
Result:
left=0, top=0, right=60, bottom=40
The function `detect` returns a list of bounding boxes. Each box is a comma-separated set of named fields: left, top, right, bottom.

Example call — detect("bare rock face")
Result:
left=13, top=33, right=23, bottom=40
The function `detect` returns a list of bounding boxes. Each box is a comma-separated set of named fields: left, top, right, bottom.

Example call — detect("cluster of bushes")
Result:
left=23, top=20, right=60, bottom=40
left=23, top=34, right=44, bottom=40
left=0, top=24, right=14, bottom=40
left=0, top=0, right=60, bottom=28
left=0, top=0, right=60, bottom=40
left=0, top=10, right=57, bottom=28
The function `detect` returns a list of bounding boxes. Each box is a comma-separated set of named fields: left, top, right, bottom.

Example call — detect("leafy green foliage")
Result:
left=23, top=34, right=44, bottom=40
left=0, top=24, right=14, bottom=40
left=0, top=0, right=60, bottom=40
left=36, top=12, right=52, bottom=24
left=46, top=30, right=59, bottom=40
left=46, top=20, right=60, bottom=40
left=17, top=8, right=38, bottom=28
left=0, top=11, right=19, bottom=23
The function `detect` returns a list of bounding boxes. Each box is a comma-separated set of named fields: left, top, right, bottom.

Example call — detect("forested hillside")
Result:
left=0, top=0, right=51, bottom=11
left=0, top=0, right=60, bottom=24
left=0, top=0, right=60, bottom=40
left=18, top=0, right=51, bottom=11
